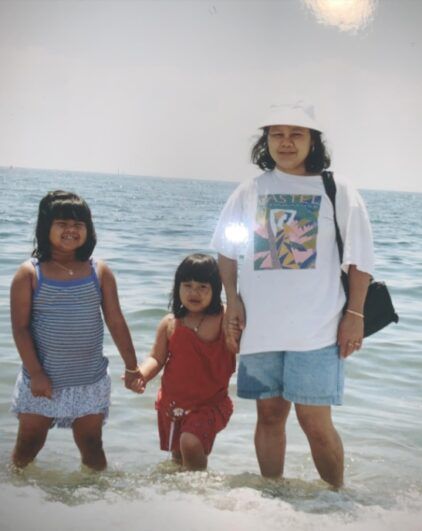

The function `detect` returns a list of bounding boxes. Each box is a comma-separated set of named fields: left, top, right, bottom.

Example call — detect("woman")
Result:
left=211, top=102, right=374, bottom=488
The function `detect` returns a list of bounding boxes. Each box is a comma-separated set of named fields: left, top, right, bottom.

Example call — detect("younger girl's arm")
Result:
left=10, top=262, right=52, bottom=398
left=137, top=315, right=172, bottom=392
left=98, top=261, right=142, bottom=392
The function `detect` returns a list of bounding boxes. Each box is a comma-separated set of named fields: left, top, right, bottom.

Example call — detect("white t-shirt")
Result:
left=211, top=169, right=374, bottom=354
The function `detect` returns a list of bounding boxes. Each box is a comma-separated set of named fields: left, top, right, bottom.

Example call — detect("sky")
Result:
left=0, top=0, right=421, bottom=192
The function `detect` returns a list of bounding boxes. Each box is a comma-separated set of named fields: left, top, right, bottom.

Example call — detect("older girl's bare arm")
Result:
left=99, top=261, right=141, bottom=390
left=138, top=315, right=172, bottom=389
left=10, top=262, right=52, bottom=398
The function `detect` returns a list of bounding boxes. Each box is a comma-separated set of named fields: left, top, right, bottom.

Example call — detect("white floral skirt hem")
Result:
left=11, top=371, right=111, bottom=429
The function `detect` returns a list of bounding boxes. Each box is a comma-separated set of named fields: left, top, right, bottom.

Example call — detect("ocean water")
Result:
left=0, top=166, right=421, bottom=531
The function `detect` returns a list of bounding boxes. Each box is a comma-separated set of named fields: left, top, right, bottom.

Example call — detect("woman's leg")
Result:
left=295, top=404, right=344, bottom=488
left=72, top=414, right=106, bottom=471
left=12, top=413, right=52, bottom=467
left=255, top=397, right=291, bottom=478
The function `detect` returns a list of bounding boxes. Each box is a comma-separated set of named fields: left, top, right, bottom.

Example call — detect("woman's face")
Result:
left=267, top=125, right=313, bottom=175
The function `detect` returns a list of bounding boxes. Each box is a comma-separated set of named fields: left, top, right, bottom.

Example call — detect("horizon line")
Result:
left=0, top=164, right=419, bottom=194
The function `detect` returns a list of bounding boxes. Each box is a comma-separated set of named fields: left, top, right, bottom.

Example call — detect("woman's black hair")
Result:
left=32, top=190, right=96, bottom=261
left=251, top=127, right=331, bottom=173
left=171, top=253, right=223, bottom=318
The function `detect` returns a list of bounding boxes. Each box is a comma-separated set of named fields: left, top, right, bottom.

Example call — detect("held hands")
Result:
left=224, top=295, right=245, bottom=354
left=337, top=311, right=364, bottom=358
left=30, top=370, right=53, bottom=399
left=122, top=367, right=146, bottom=394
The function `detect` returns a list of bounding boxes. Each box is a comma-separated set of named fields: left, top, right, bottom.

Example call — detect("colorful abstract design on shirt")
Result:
left=254, top=194, right=322, bottom=270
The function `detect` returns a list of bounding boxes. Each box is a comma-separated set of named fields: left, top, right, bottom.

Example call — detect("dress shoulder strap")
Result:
left=30, top=257, right=41, bottom=279
left=30, top=257, right=43, bottom=295
left=89, top=257, right=102, bottom=296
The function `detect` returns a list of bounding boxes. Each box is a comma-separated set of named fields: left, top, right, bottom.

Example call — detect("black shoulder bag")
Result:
left=322, top=171, right=399, bottom=337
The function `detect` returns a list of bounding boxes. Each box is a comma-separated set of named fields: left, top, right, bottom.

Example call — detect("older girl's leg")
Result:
left=12, top=413, right=52, bottom=467
left=72, top=414, right=106, bottom=471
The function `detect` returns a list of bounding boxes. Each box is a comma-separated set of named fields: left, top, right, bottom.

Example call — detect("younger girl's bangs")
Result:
left=178, top=261, right=215, bottom=284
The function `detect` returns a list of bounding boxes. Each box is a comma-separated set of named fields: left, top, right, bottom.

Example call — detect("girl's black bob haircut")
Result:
left=171, top=253, right=223, bottom=318
left=32, top=190, right=96, bottom=261
left=251, top=127, right=331, bottom=173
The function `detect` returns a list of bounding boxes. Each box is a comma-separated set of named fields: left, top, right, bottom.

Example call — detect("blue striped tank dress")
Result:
left=11, top=258, right=111, bottom=428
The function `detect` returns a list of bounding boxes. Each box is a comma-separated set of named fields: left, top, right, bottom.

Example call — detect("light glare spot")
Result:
left=303, top=0, right=377, bottom=33
left=224, top=223, right=249, bottom=244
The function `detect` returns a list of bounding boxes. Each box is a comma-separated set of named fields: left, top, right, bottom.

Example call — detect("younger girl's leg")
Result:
left=13, top=413, right=52, bottom=467
left=178, top=405, right=227, bottom=471
left=72, top=414, right=106, bottom=471
left=171, top=450, right=182, bottom=464
left=179, top=432, right=207, bottom=471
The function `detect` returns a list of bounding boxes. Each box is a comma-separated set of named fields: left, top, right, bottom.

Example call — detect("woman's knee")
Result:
left=296, top=406, right=334, bottom=442
left=256, top=398, right=291, bottom=426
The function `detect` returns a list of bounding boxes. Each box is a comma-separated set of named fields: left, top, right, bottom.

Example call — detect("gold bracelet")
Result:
left=125, top=366, right=141, bottom=374
left=346, top=309, right=364, bottom=319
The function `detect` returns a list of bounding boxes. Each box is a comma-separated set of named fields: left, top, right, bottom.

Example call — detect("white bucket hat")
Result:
left=259, top=101, right=322, bottom=132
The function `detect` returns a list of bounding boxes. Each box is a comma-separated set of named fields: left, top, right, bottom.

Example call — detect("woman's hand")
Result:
left=338, top=266, right=369, bottom=358
left=30, top=371, right=53, bottom=399
left=337, top=312, right=364, bottom=358
left=224, top=295, right=245, bottom=353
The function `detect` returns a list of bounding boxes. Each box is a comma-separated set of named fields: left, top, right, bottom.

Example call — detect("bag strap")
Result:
left=321, top=170, right=349, bottom=295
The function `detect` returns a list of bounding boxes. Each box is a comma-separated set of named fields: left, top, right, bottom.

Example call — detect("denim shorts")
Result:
left=237, top=344, right=344, bottom=405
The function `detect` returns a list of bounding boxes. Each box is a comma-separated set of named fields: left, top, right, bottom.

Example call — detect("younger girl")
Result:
left=137, top=254, right=238, bottom=471
left=10, top=190, right=142, bottom=471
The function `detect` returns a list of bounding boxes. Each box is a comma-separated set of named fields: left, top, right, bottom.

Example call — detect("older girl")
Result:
left=11, top=190, right=142, bottom=470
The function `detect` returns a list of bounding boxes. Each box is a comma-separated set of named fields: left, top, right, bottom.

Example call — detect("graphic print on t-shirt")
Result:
left=254, top=194, right=322, bottom=270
